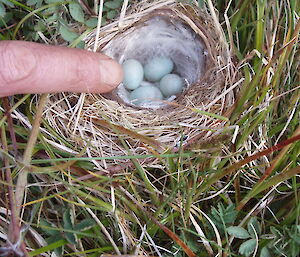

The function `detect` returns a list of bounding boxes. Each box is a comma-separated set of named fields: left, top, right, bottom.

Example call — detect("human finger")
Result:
left=0, top=41, right=123, bottom=97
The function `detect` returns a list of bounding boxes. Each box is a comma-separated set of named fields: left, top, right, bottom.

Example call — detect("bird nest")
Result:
left=45, top=0, right=239, bottom=171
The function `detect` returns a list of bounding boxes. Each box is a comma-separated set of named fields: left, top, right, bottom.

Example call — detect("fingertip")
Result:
left=0, top=41, right=124, bottom=96
left=98, top=58, right=123, bottom=93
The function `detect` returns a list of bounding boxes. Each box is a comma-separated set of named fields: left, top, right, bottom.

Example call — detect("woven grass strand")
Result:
left=44, top=0, right=240, bottom=170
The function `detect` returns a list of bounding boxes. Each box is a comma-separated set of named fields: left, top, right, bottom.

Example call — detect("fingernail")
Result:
left=99, top=58, right=123, bottom=89
left=0, top=41, right=37, bottom=84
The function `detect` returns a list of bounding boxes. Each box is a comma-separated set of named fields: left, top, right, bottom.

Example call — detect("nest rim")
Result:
left=44, top=1, right=239, bottom=167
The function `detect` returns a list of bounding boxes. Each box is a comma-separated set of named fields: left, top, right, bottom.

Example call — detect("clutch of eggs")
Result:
left=122, top=57, right=184, bottom=107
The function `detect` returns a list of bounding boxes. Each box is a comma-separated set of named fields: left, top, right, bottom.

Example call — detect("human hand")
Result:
left=0, top=41, right=123, bottom=97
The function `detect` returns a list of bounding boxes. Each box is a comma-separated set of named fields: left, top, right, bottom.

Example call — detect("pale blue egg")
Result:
left=129, top=85, right=163, bottom=106
left=144, top=57, right=174, bottom=82
left=140, top=81, right=157, bottom=87
left=159, top=74, right=184, bottom=97
left=122, top=59, right=144, bottom=90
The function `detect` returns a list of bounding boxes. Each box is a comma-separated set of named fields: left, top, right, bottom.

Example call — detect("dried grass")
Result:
left=44, top=0, right=241, bottom=169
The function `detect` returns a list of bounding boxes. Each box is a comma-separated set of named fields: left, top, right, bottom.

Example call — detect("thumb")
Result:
left=0, top=41, right=123, bottom=97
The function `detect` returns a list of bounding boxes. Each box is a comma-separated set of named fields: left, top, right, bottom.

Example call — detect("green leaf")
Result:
left=247, top=217, right=261, bottom=238
left=39, top=219, right=59, bottom=236
left=28, top=238, right=67, bottom=256
left=270, top=226, right=282, bottom=237
left=32, top=32, right=39, bottom=41
left=63, top=209, right=74, bottom=228
left=104, top=0, right=121, bottom=9
left=26, top=0, right=38, bottom=6
left=34, top=20, right=46, bottom=32
left=239, top=239, right=257, bottom=257
left=101, top=17, right=107, bottom=26
left=59, top=24, right=78, bottom=42
left=260, top=247, right=271, bottom=257
left=45, top=0, right=62, bottom=3
left=69, top=2, right=84, bottom=23
left=198, top=0, right=204, bottom=8
left=44, top=235, right=65, bottom=257
left=35, top=0, right=43, bottom=8
left=106, top=10, right=117, bottom=19
left=0, top=0, right=14, bottom=8
left=85, top=17, right=98, bottom=28
left=227, top=226, right=251, bottom=239
left=75, top=41, right=85, bottom=49
left=54, top=246, right=64, bottom=257
left=64, top=230, right=77, bottom=245
left=0, top=11, right=12, bottom=27
left=85, top=17, right=106, bottom=28
left=42, top=6, right=58, bottom=15
left=46, top=12, right=58, bottom=23
left=0, top=3, right=5, bottom=18
left=0, top=11, right=12, bottom=26
left=209, top=203, right=237, bottom=232
left=63, top=209, right=77, bottom=245
left=46, top=233, right=65, bottom=244
left=74, top=218, right=96, bottom=231
left=218, top=203, right=237, bottom=224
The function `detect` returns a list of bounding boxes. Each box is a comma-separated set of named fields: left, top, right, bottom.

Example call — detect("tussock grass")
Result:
left=0, top=0, right=299, bottom=256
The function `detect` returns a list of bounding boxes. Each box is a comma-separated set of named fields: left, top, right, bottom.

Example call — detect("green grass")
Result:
left=0, top=0, right=300, bottom=256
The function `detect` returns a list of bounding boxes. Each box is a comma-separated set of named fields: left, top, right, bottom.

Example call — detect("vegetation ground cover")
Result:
left=0, top=0, right=299, bottom=256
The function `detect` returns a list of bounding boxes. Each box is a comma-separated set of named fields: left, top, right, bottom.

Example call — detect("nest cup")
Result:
left=45, top=1, right=237, bottom=170
left=104, top=12, right=206, bottom=109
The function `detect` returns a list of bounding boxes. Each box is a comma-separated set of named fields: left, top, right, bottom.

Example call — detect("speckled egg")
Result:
left=129, top=85, right=163, bottom=106
left=159, top=74, right=184, bottom=97
left=144, top=57, right=174, bottom=82
left=122, top=59, right=144, bottom=90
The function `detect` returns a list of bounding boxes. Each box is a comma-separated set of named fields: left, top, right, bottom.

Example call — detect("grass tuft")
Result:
left=0, top=0, right=299, bottom=256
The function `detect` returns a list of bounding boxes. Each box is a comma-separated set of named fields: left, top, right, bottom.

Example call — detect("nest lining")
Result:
left=103, top=15, right=206, bottom=109
left=45, top=1, right=237, bottom=169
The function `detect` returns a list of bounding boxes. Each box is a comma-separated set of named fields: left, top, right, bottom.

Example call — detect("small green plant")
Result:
left=268, top=225, right=300, bottom=257
left=39, top=208, right=95, bottom=256
left=0, top=0, right=125, bottom=44
left=0, top=0, right=299, bottom=256
left=227, top=217, right=261, bottom=257
left=209, top=203, right=238, bottom=234
left=227, top=217, right=300, bottom=257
